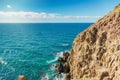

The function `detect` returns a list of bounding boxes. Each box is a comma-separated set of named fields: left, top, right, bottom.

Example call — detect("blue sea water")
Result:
left=0, top=23, right=92, bottom=80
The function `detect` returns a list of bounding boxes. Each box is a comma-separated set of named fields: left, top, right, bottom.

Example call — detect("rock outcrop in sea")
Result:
left=17, top=75, right=27, bottom=80
left=55, top=51, right=70, bottom=74
left=65, top=4, right=120, bottom=80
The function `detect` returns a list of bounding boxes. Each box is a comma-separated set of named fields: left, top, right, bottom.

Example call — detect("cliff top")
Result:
left=114, top=4, right=120, bottom=12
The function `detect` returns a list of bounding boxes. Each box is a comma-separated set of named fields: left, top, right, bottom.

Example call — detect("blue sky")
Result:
left=0, top=0, right=120, bottom=23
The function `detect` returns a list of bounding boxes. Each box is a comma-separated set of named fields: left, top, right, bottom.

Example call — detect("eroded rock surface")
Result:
left=56, top=51, right=70, bottom=74
left=66, top=4, right=120, bottom=80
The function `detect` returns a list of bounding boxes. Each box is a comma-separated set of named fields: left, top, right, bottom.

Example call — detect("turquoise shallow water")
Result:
left=0, top=23, right=92, bottom=80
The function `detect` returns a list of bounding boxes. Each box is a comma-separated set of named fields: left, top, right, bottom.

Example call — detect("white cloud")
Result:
left=0, top=11, right=59, bottom=18
left=0, top=11, right=101, bottom=23
left=61, top=15, right=101, bottom=19
left=6, top=5, right=12, bottom=9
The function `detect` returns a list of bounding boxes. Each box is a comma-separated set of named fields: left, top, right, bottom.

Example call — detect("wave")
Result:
left=46, top=51, right=63, bottom=64
left=61, top=43, right=69, bottom=47
left=41, top=73, right=65, bottom=80
left=0, top=57, right=7, bottom=65
left=53, top=73, right=66, bottom=80
left=46, top=50, right=70, bottom=80
left=0, top=57, right=15, bottom=71
left=47, top=59, right=56, bottom=64
left=52, top=43, right=70, bottom=48
left=47, top=51, right=69, bottom=64
left=41, top=73, right=49, bottom=80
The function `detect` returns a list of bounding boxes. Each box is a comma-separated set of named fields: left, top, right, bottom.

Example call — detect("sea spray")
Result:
left=53, top=73, right=66, bottom=80
left=0, top=57, right=7, bottom=65
left=41, top=73, right=49, bottom=80
left=45, top=51, right=70, bottom=80
left=61, top=43, right=69, bottom=47
left=46, top=51, right=69, bottom=64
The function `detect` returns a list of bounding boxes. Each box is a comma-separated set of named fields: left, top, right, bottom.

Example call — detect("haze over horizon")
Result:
left=0, top=0, right=120, bottom=23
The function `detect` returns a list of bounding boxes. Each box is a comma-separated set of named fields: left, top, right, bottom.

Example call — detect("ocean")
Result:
left=0, top=23, right=92, bottom=80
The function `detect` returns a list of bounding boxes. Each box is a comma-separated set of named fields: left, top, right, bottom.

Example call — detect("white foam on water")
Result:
left=53, top=73, right=66, bottom=80
left=47, top=59, right=57, bottom=64
left=49, top=64, right=56, bottom=71
left=46, top=50, right=70, bottom=79
left=0, top=57, right=7, bottom=65
left=61, top=43, right=69, bottom=47
left=46, top=51, right=63, bottom=64
left=0, top=77, right=3, bottom=80
left=0, top=57, right=15, bottom=72
left=41, top=73, right=65, bottom=80
left=0, top=57, right=15, bottom=79
left=41, top=73, right=49, bottom=80
left=47, top=50, right=70, bottom=64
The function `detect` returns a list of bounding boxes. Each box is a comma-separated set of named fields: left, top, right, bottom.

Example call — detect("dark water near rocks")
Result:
left=0, top=23, right=92, bottom=80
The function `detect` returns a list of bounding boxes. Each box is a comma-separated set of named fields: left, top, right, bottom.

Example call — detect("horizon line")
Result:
left=0, top=22, right=94, bottom=24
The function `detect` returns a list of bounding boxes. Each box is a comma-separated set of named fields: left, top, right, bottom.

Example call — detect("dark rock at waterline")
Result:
left=62, top=56, right=68, bottom=62
left=65, top=73, right=71, bottom=80
left=57, top=52, right=70, bottom=63
left=55, top=63, right=64, bottom=74
left=56, top=51, right=70, bottom=74
left=64, top=62, right=70, bottom=73
left=57, top=56, right=68, bottom=63
left=63, top=52, right=70, bottom=62
left=63, top=52, right=69, bottom=58
left=57, top=57, right=64, bottom=62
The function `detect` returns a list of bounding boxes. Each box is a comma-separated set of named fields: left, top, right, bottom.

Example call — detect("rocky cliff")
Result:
left=66, top=4, right=120, bottom=80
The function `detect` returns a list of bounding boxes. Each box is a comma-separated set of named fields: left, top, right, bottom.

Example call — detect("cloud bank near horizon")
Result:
left=0, top=11, right=101, bottom=23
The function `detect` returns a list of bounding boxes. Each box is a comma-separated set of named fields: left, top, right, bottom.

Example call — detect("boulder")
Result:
left=64, top=62, right=70, bottom=73
left=63, top=52, right=70, bottom=62
left=57, top=57, right=64, bottom=62
left=65, top=73, right=71, bottom=80
left=63, top=56, right=68, bottom=62
left=55, top=63, right=64, bottom=74
left=63, top=52, right=69, bottom=57
left=17, top=75, right=27, bottom=80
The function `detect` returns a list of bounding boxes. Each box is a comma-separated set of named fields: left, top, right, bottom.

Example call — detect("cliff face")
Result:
left=67, top=4, right=120, bottom=80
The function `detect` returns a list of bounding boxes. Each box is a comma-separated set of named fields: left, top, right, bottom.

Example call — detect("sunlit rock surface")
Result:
left=66, top=4, right=120, bottom=80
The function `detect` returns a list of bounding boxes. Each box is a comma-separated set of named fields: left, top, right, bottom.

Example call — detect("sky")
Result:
left=0, top=0, right=120, bottom=23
